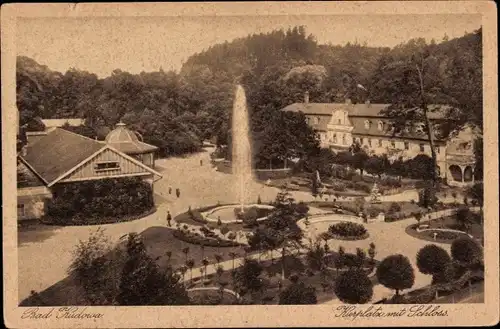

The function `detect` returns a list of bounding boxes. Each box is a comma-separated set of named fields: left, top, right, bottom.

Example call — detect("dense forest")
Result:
left=17, top=26, right=482, bottom=165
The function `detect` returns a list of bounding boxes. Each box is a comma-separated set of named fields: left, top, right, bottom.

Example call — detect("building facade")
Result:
left=17, top=127, right=162, bottom=221
left=282, top=95, right=478, bottom=187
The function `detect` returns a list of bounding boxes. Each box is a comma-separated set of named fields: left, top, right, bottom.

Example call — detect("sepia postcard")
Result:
left=2, top=1, right=499, bottom=328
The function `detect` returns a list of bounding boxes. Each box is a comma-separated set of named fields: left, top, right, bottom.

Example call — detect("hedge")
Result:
left=45, top=177, right=155, bottom=225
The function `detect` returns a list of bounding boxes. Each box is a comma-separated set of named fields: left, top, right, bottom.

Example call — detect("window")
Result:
left=378, top=121, right=384, bottom=131
left=333, top=133, right=337, bottom=143
left=436, top=147, right=440, bottom=154
left=404, top=142, right=409, bottom=150
left=364, top=120, right=371, bottom=130
left=338, top=119, right=341, bottom=124
left=391, top=141, right=396, bottom=148
left=368, top=138, right=372, bottom=147
left=315, top=117, right=320, bottom=124
left=378, top=139, right=383, bottom=147
left=360, top=138, right=365, bottom=145
left=419, top=144, right=425, bottom=152
left=17, top=204, right=25, bottom=218
left=95, top=161, right=120, bottom=171
left=415, top=123, right=425, bottom=134
left=342, top=134, right=346, bottom=145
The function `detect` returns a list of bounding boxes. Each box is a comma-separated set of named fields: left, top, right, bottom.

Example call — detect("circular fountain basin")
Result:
left=202, top=204, right=275, bottom=224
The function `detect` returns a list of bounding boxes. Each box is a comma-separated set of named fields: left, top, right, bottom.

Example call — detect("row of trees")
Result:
left=334, top=236, right=483, bottom=304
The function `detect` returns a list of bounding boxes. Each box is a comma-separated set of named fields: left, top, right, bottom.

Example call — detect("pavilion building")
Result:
left=282, top=92, right=479, bottom=187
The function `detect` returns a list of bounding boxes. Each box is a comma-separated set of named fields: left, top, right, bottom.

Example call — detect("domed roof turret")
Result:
left=105, top=122, right=140, bottom=143
left=105, top=122, right=157, bottom=155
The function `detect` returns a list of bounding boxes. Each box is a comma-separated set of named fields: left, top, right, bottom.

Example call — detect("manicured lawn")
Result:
left=140, top=226, right=254, bottom=270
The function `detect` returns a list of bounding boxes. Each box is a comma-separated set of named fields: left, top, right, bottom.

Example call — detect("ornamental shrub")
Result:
left=328, top=222, right=367, bottom=238
left=47, top=177, right=154, bottom=225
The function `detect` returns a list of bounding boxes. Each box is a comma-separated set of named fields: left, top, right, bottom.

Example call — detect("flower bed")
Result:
left=173, top=229, right=241, bottom=247
left=328, top=222, right=368, bottom=240
left=405, top=224, right=472, bottom=244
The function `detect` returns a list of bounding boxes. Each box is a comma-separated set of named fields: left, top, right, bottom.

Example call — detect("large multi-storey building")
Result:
left=282, top=92, right=478, bottom=187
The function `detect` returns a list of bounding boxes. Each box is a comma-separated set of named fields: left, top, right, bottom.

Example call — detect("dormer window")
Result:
left=95, top=161, right=120, bottom=172
left=364, top=120, right=371, bottom=130
left=377, top=121, right=384, bottom=131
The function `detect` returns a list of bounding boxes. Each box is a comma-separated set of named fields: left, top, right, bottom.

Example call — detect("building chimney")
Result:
left=304, top=91, right=309, bottom=104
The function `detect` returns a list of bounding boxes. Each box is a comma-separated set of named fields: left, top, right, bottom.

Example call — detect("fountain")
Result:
left=202, top=85, right=274, bottom=225
left=232, top=85, right=255, bottom=210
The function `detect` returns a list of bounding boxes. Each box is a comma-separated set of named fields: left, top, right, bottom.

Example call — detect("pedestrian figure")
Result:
left=176, top=188, right=180, bottom=198
left=200, top=159, right=203, bottom=166
left=168, top=187, right=172, bottom=194
left=166, top=211, right=172, bottom=227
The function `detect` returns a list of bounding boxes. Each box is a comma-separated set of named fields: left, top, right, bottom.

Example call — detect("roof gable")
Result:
left=56, top=146, right=163, bottom=184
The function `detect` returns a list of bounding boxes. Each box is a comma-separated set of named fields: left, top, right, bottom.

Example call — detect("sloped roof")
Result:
left=282, top=102, right=450, bottom=119
left=19, top=128, right=105, bottom=184
left=105, top=122, right=158, bottom=154
left=41, top=118, right=85, bottom=128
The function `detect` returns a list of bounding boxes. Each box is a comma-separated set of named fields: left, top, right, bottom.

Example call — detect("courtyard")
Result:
left=18, top=146, right=480, bottom=305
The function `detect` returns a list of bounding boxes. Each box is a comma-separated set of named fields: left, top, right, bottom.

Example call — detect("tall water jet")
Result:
left=232, top=85, right=254, bottom=209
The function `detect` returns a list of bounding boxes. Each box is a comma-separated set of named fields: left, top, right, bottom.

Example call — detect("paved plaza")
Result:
left=19, top=147, right=453, bottom=303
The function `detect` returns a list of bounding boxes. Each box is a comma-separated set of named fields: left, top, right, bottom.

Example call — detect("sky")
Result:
left=17, top=14, right=481, bottom=78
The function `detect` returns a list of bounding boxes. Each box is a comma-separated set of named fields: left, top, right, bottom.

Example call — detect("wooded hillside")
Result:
left=17, top=26, right=482, bottom=162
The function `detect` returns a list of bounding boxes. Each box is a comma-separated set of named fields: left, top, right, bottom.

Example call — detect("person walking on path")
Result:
left=176, top=188, right=181, bottom=198
left=166, top=211, right=172, bottom=227
left=200, top=159, right=203, bottom=166
left=169, top=187, right=172, bottom=195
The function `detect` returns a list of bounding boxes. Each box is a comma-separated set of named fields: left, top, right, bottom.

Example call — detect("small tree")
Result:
left=467, top=182, right=484, bottom=214
left=356, top=248, right=367, bottom=268
left=68, top=227, right=123, bottom=305
left=455, top=206, right=473, bottom=232
left=334, top=268, right=373, bottom=304
left=117, top=233, right=189, bottom=305
left=165, top=251, right=172, bottom=264
left=305, top=242, right=326, bottom=272
left=451, top=238, right=483, bottom=269
left=368, top=243, right=376, bottom=266
left=416, top=244, right=452, bottom=283
left=414, top=212, right=423, bottom=227
left=418, top=184, right=438, bottom=209
left=334, top=246, right=346, bottom=273
left=186, top=259, right=195, bottom=282
left=228, top=252, right=238, bottom=273
left=233, top=258, right=263, bottom=294
left=178, top=265, right=188, bottom=283
left=376, top=254, right=415, bottom=296
left=279, top=280, right=318, bottom=305
left=201, top=258, right=210, bottom=280
left=181, top=247, right=190, bottom=263
left=214, top=253, right=223, bottom=266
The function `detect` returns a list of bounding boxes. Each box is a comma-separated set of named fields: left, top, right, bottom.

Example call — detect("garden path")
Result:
left=17, top=146, right=462, bottom=304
